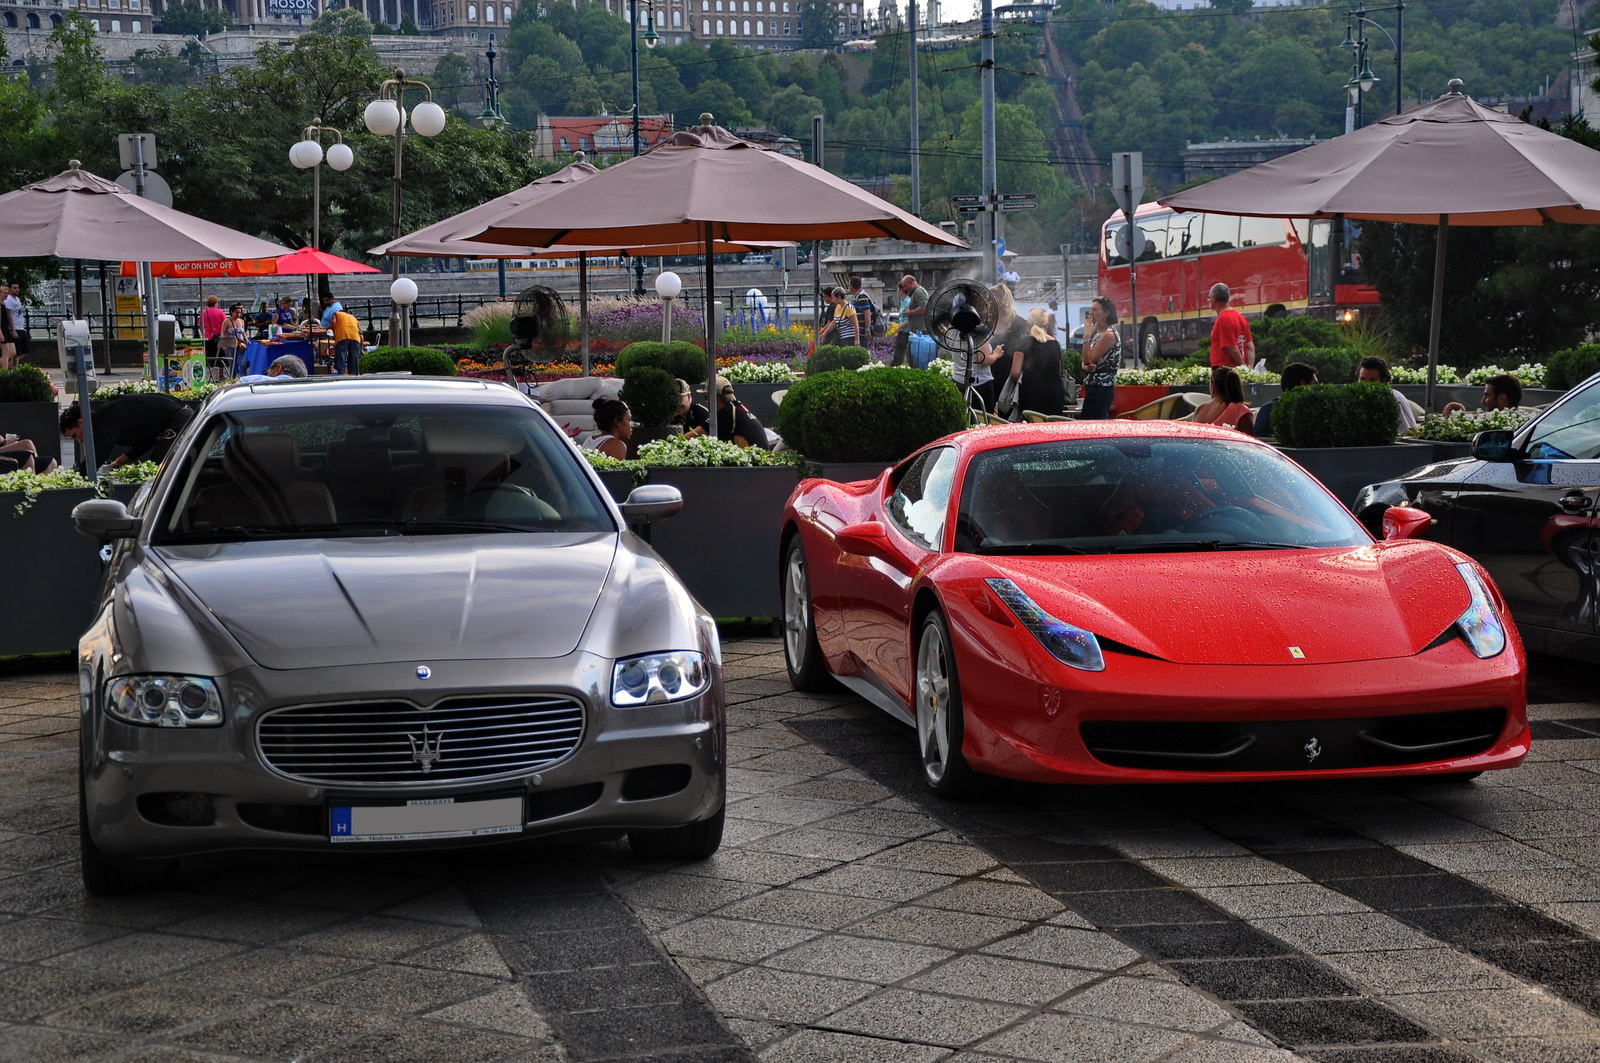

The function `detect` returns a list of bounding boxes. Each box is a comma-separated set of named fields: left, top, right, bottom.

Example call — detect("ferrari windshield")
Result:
left=154, top=403, right=614, bottom=543
left=954, top=437, right=1369, bottom=554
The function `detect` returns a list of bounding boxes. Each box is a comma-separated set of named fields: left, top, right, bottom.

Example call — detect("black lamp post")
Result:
left=628, top=0, right=658, bottom=156
left=479, top=33, right=504, bottom=129
left=1342, top=0, right=1404, bottom=126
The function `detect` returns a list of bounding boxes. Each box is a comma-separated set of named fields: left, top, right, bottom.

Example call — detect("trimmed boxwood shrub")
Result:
left=806, top=345, right=870, bottom=376
left=776, top=368, right=966, bottom=462
left=1545, top=344, right=1600, bottom=391
left=1273, top=381, right=1400, bottom=448
left=0, top=365, right=55, bottom=403
left=358, top=347, right=457, bottom=376
left=1252, top=315, right=1344, bottom=370
left=615, top=341, right=705, bottom=383
left=1291, top=346, right=1359, bottom=385
left=619, top=366, right=681, bottom=428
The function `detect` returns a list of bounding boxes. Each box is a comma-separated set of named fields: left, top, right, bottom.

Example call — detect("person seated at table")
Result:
left=274, top=297, right=296, bottom=328
left=0, top=435, right=56, bottom=473
left=331, top=309, right=363, bottom=375
left=251, top=300, right=274, bottom=339
left=1443, top=373, right=1522, bottom=416
left=673, top=378, right=711, bottom=434
left=586, top=398, right=632, bottom=460
left=1357, top=356, right=1419, bottom=433
left=1193, top=366, right=1255, bottom=434
left=1254, top=362, right=1318, bottom=438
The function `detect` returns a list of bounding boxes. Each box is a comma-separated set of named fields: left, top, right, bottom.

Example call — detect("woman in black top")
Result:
left=1000, top=308, right=1068, bottom=416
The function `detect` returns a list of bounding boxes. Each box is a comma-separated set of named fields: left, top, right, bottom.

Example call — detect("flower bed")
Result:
left=1119, top=365, right=1279, bottom=386
left=90, top=379, right=220, bottom=403
left=1404, top=407, right=1537, bottom=443
left=717, top=358, right=800, bottom=383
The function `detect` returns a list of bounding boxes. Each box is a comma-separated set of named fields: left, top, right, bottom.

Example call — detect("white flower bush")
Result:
left=1464, top=363, right=1546, bottom=387
left=1404, top=406, right=1538, bottom=442
left=636, top=434, right=796, bottom=468
left=720, top=359, right=799, bottom=383
left=1388, top=365, right=1462, bottom=384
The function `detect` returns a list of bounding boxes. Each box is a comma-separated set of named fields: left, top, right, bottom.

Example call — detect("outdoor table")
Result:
left=241, top=338, right=315, bottom=376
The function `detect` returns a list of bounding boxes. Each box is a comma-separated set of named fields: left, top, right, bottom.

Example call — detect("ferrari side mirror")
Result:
left=1382, top=506, right=1435, bottom=541
left=620, top=484, right=683, bottom=523
left=1471, top=430, right=1515, bottom=462
left=836, top=521, right=894, bottom=561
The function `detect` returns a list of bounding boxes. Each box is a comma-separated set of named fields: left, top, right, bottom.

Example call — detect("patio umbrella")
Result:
left=1161, top=81, right=1600, bottom=408
left=272, top=248, right=381, bottom=275
left=463, top=118, right=967, bottom=407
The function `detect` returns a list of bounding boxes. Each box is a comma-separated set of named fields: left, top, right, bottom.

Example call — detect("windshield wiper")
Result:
left=975, top=541, right=1092, bottom=555
left=1113, top=539, right=1310, bottom=553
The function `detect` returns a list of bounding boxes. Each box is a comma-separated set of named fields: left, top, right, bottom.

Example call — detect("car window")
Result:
left=952, top=438, right=1369, bottom=554
left=153, top=403, right=615, bottom=542
left=886, top=446, right=958, bottom=551
left=1524, top=380, right=1600, bottom=460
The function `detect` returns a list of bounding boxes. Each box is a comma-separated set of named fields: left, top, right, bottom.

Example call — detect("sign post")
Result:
left=1111, top=151, right=1144, bottom=363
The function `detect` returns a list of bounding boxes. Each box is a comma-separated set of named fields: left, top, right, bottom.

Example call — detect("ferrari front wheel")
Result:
left=783, top=538, right=829, bottom=691
left=915, top=612, right=976, bottom=798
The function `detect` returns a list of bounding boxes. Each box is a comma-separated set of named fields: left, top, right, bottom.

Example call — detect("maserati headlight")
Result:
left=985, top=578, right=1105, bottom=672
left=105, top=675, right=223, bottom=727
left=612, top=651, right=709, bottom=707
left=1454, top=563, right=1506, bottom=659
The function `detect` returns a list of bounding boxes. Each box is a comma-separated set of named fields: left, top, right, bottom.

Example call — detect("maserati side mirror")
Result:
left=1471, top=430, right=1515, bottom=462
left=72, top=498, right=142, bottom=540
left=619, top=484, right=683, bottom=523
left=1382, top=506, right=1435, bottom=541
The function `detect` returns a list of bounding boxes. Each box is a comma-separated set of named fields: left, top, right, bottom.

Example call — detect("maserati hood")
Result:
left=156, top=533, right=618, bottom=669
left=989, top=542, right=1474, bottom=666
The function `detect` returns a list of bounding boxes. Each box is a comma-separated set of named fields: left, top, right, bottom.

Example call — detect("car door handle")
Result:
left=1560, top=491, right=1594, bottom=513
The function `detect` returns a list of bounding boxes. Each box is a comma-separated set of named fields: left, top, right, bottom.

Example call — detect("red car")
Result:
left=779, top=422, right=1528, bottom=794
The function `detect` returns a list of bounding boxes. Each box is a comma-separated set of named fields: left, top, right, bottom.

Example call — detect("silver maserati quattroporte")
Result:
left=72, top=378, right=724, bottom=894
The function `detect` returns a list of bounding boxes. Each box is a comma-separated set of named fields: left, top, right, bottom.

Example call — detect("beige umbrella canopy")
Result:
left=463, top=118, right=967, bottom=402
left=0, top=168, right=291, bottom=260
left=1161, top=82, right=1600, bottom=402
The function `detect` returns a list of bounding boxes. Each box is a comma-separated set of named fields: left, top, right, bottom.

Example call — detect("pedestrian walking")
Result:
left=1080, top=296, right=1120, bottom=420
left=5, top=283, right=30, bottom=365
left=199, top=295, right=226, bottom=370
left=1208, top=283, right=1254, bottom=367
left=892, top=274, right=929, bottom=367
left=999, top=308, right=1068, bottom=417
left=849, top=277, right=875, bottom=339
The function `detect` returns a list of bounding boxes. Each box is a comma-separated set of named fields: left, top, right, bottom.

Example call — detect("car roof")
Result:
left=948, top=419, right=1273, bottom=458
left=201, top=377, right=533, bottom=416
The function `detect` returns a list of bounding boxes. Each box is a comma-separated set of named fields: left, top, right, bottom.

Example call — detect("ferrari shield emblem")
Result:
left=1287, top=646, right=1306, bottom=659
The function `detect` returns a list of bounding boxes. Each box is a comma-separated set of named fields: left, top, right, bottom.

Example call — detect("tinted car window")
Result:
left=1524, top=380, right=1600, bottom=460
left=155, top=404, right=614, bottom=542
left=953, top=438, right=1369, bottom=554
left=886, top=447, right=958, bottom=551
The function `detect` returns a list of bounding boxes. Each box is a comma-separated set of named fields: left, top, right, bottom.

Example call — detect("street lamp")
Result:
left=629, top=0, right=658, bottom=156
left=390, top=276, right=419, bottom=348
left=1341, top=1, right=1405, bottom=127
left=656, top=270, right=682, bottom=342
left=365, top=69, right=447, bottom=344
left=289, top=122, right=354, bottom=253
left=479, top=33, right=505, bottom=129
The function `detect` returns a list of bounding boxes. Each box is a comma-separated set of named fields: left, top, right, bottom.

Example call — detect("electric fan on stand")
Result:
left=504, top=285, right=570, bottom=392
left=926, top=279, right=999, bottom=422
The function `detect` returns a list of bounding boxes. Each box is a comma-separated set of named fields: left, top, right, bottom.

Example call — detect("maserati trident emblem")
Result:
left=409, top=725, right=444, bottom=773
left=415, top=665, right=432, bottom=680
left=1304, top=737, right=1322, bottom=763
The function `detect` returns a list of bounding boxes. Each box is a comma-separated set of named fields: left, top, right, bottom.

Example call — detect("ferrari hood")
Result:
left=988, top=543, right=1473, bottom=666
left=155, top=533, right=617, bottom=669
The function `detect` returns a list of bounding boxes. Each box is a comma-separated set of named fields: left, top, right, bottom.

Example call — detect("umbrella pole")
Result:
left=1425, top=214, right=1448, bottom=413
left=580, top=252, right=590, bottom=377
left=705, top=222, right=717, bottom=426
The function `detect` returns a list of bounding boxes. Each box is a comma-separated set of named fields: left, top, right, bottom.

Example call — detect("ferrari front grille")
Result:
left=257, top=694, right=584, bottom=785
left=1080, top=708, right=1506, bottom=772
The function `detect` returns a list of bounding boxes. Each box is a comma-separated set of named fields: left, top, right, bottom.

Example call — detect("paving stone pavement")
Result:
left=2, top=640, right=1599, bottom=1062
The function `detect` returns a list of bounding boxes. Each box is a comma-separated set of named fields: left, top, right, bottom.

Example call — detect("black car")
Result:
left=1354, top=372, right=1600, bottom=663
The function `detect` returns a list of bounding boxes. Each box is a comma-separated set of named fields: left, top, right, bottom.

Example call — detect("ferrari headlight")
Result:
left=985, top=579, right=1105, bottom=672
left=104, top=675, right=223, bottom=727
left=1454, top=563, right=1506, bottom=659
left=612, top=651, right=709, bottom=707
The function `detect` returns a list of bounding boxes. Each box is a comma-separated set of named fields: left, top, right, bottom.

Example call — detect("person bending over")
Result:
left=60, top=393, right=193, bottom=473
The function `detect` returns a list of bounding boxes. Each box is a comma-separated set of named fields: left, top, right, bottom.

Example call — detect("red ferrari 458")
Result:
left=779, top=422, right=1528, bottom=794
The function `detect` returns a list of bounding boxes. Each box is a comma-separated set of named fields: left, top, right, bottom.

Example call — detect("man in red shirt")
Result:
left=1208, top=283, right=1254, bottom=367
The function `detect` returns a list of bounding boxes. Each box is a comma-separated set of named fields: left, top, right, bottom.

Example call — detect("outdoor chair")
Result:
left=1120, top=393, right=1193, bottom=420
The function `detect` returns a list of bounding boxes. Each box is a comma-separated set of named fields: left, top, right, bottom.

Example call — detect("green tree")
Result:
left=429, top=51, right=472, bottom=111
left=796, top=0, right=837, bottom=48
left=155, top=0, right=233, bottom=35
left=308, top=7, right=372, bottom=37
left=130, top=46, right=195, bottom=86
left=399, top=13, right=422, bottom=34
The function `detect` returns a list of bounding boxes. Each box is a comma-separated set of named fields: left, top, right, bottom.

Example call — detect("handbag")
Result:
left=995, top=371, right=1023, bottom=421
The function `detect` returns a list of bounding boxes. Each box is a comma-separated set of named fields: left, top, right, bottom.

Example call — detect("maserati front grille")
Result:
left=257, top=694, right=585, bottom=785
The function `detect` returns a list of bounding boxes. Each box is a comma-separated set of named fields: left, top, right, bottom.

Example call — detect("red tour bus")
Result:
left=1099, top=204, right=1380, bottom=363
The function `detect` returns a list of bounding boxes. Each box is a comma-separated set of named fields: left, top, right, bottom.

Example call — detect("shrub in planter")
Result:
left=615, top=341, right=706, bottom=383
left=806, top=345, right=870, bottom=376
left=358, top=347, right=457, bottom=376
left=1273, top=382, right=1400, bottom=448
left=1252, top=316, right=1344, bottom=369
left=1291, top=346, right=1359, bottom=385
left=776, top=368, right=966, bottom=463
left=618, top=366, right=681, bottom=428
left=1545, top=343, right=1600, bottom=391
left=0, top=365, right=54, bottom=403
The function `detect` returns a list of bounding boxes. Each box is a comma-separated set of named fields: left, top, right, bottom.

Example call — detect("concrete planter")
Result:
left=644, top=465, right=800, bottom=617
left=1274, top=442, right=1434, bottom=508
left=807, top=461, right=892, bottom=484
left=0, top=401, right=62, bottom=469
left=1418, top=440, right=1475, bottom=462
left=596, top=469, right=639, bottom=502
left=0, top=484, right=139, bottom=656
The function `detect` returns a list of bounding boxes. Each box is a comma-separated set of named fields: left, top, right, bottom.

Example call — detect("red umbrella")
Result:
left=272, top=248, right=381, bottom=275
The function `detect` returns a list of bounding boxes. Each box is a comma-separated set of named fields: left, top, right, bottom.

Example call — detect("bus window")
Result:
left=1104, top=221, right=1128, bottom=267
left=1200, top=214, right=1239, bottom=254
left=1136, top=213, right=1167, bottom=262
left=1167, top=213, right=1202, bottom=258
left=1240, top=216, right=1287, bottom=248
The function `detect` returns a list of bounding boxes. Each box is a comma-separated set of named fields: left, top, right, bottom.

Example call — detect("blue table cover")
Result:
left=241, top=339, right=315, bottom=376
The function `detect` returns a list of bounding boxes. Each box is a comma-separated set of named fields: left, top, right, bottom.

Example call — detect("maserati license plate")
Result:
left=329, top=795, right=523, bottom=843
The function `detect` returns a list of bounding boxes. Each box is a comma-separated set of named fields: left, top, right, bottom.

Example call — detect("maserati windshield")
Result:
left=954, top=438, right=1369, bottom=554
left=154, top=404, right=614, bottom=543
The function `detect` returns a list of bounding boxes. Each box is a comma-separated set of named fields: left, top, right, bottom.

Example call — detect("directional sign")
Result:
left=1000, top=201, right=1037, bottom=212
left=997, top=193, right=1036, bottom=202
left=1111, top=151, right=1143, bottom=216
left=949, top=194, right=984, bottom=204
left=954, top=204, right=986, bottom=214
